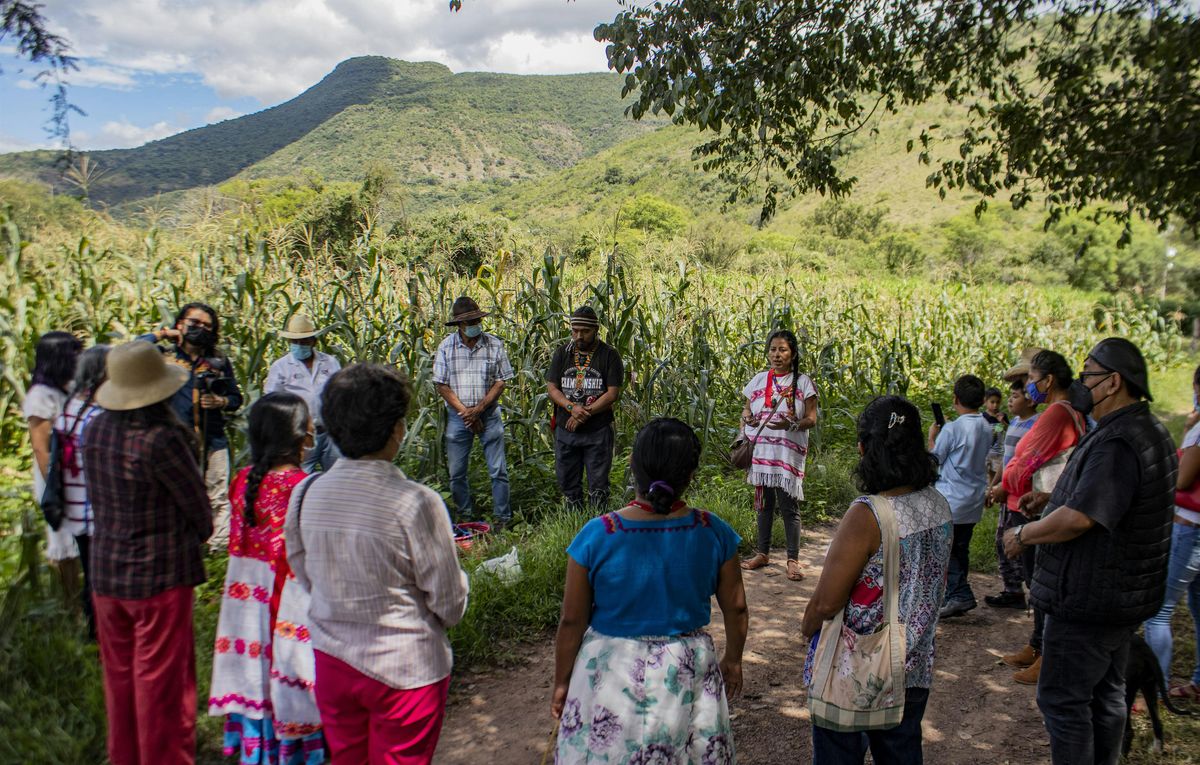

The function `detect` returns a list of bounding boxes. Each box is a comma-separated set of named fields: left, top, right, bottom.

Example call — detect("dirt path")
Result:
left=436, top=525, right=1051, bottom=764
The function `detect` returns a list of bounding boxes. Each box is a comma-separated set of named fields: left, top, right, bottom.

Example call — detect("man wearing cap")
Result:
left=545, top=306, right=625, bottom=510
left=84, top=341, right=214, bottom=764
left=264, top=313, right=342, bottom=472
left=1003, top=337, right=1175, bottom=764
left=433, top=296, right=515, bottom=525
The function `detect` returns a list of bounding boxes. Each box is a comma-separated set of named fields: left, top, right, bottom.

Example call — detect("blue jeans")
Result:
left=302, top=428, right=341, bottom=473
left=1037, top=616, right=1132, bottom=765
left=1143, top=521, right=1200, bottom=684
left=812, top=687, right=930, bottom=764
left=445, top=407, right=510, bottom=523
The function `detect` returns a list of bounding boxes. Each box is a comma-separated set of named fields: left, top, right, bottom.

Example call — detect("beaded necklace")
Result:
left=572, top=346, right=593, bottom=396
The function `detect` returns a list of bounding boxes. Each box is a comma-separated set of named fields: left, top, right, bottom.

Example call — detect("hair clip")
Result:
left=887, top=412, right=906, bottom=429
left=648, top=480, right=676, bottom=497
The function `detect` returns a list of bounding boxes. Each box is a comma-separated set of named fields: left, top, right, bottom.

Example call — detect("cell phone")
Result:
left=931, top=402, right=946, bottom=427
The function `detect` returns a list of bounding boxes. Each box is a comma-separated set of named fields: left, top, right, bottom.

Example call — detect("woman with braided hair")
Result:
left=208, top=393, right=326, bottom=764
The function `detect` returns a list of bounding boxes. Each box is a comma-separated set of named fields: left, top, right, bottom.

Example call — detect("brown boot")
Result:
left=1013, top=656, right=1042, bottom=685
left=1002, top=644, right=1037, bottom=669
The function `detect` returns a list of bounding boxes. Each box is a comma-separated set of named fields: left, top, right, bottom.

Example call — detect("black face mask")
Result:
left=1068, top=374, right=1114, bottom=417
left=184, top=325, right=216, bottom=348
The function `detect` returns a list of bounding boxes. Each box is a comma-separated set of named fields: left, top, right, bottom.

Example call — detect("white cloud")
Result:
left=37, top=0, right=619, bottom=103
left=0, top=133, right=55, bottom=153
left=69, top=63, right=138, bottom=89
left=73, top=119, right=178, bottom=150
left=204, top=106, right=242, bottom=123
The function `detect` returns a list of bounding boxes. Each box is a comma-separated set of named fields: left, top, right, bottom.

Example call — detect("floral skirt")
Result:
left=556, top=628, right=735, bottom=765
left=223, top=713, right=325, bottom=765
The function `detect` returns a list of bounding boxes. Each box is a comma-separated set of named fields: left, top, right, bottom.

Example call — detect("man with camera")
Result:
left=139, top=302, right=243, bottom=549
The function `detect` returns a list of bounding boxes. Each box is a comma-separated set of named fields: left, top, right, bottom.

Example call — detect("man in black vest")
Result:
left=1003, top=337, right=1175, bottom=765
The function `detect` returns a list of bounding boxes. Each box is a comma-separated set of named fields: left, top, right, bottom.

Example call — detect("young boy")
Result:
left=982, top=386, right=1008, bottom=485
left=984, top=379, right=1041, bottom=608
left=929, top=374, right=994, bottom=618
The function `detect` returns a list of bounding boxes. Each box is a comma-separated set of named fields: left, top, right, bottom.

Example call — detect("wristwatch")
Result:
left=566, top=402, right=574, bottom=412
left=1015, top=525, right=1025, bottom=548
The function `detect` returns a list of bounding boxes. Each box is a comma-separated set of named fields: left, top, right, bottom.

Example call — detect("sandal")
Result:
left=787, top=559, right=805, bottom=581
left=741, top=553, right=770, bottom=571
left=1169, top=681, right=1200, bottom=700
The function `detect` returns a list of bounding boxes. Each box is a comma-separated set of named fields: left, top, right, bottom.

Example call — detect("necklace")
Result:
left=573, top=347, right=593, bottom=394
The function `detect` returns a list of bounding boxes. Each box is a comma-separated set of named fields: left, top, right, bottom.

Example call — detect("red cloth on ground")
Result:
left=1001, top=401, right=1086, bottom=512
left=94, top=585, right=197, bottom=765
left=313, top=650, right=450, bottom=765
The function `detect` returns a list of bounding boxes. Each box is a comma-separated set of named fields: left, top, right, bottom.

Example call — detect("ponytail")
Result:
left=631, top=418, right=702, bottom=514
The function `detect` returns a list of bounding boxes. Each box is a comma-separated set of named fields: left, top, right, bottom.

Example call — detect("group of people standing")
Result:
left=20, top=291, right=1191, bottom=765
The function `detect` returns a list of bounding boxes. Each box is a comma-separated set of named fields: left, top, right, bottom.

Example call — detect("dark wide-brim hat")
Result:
left=445, top=296, right=489, bottom=326
left=1088, top=336, right=1153, bottom=401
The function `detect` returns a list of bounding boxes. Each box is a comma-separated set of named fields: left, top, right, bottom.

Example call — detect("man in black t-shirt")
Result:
left=545, top=306, right=624, bottom=510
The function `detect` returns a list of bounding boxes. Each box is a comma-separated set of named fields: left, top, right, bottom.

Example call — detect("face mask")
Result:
left=1073, top=373, right=1115, bottom=417
left=1025, top=379, right=1048, bottom=405
left=183, top=325, right=215, bottom=348
left=464, top=324, right=483, bottom=339
left=290, top=343, right=313, bottom=361
left=1193, top=393, right=1199, bottom=412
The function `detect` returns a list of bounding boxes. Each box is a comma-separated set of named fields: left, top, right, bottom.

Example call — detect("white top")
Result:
left=285, top=459, right=470, bottom=690
left=264, top=351, right=341, bottom=425
left=1178, top=421, right=1200, bottom=524
left=742, top=370, right=819, bottom=500
left=22, top=383, right=68, bottom=500
left=53, top=397, right=103, bottom=536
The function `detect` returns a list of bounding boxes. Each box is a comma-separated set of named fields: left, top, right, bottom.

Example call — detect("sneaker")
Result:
left=984, top=591, right=1027, bottom=609
left=1002, top=644, right=1038, bottom=669
left=939, top=599, right=977, bottom=618
left=1013, top=655, right=1042, bottom=685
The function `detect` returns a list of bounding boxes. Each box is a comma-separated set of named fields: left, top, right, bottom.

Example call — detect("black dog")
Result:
left=1124, top=633, right=1190, bottom=755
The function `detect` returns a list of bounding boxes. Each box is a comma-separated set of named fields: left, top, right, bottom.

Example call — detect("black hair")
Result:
left=1193, top=364, right=1200, bottom=389
left=321, top=363, right=411, bottom=459
left=1030, top=350, right=1073, bottom=391
left=953, top=374, right=986, bottom=410
left=766, top=329, right=801, bottom=389
left=174, top=302, right=221, bottom=352
left=854, top=396, right=939, bottom=494
left=984, top=387, right=1002, bottom=400
left=110, top=400, right=199, bottom=458
left=71, top=345, right=110, bottom=398
left=1010, top=378, right=1026, bottom=391
left=243, top=393, right=310, bottom=528
left=31, top=331, right=82, bottom=391
left=630, top=417, right=702, bottom=514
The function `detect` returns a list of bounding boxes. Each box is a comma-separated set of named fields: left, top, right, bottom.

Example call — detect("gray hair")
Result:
left=72, top=345, right=111, bottom=399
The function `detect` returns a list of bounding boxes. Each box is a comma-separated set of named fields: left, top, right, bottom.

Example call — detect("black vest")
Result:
left=1029, top=401, right=1176, bottom=626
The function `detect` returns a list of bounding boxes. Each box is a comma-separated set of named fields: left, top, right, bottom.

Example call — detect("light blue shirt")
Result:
left=932, top=412, right=993, bottom=524
left=264, top=350, right=341, bottom=425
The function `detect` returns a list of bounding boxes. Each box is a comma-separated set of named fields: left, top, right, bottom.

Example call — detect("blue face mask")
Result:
left=1194, top=392, right=1199, bottom=412
left=1025, top=378, right=1048, bottom=405
left=290, top=343, right=313, bottom=361
left=463, top=324, right=483, bottom=339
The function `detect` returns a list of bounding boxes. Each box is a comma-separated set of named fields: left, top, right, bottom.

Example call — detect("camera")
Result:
left=195, top=369, right=223, bottom=395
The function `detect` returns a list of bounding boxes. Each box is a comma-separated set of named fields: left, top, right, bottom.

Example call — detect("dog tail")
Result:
left=1153, top=658, right=1192, bottom=716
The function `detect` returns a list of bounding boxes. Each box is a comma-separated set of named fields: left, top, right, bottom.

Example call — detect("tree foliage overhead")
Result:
left=595, top=0, right=1199, bottom=235
left=1, top=1, right=79, bottom=142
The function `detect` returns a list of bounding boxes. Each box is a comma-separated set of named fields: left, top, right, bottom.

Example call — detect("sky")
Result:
left=0, top=0, right=619, bottom=153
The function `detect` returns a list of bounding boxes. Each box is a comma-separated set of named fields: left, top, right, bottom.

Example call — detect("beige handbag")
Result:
left=1031, top=403, right=1086, bottom=496
left=807, top=494, right=906, bottom=731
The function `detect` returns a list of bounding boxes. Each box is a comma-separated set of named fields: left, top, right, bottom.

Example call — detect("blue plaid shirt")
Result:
left=431, top=332, right=514, bottom=408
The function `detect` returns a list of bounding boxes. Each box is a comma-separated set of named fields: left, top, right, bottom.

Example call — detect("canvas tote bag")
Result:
left=807, top=493, right=906, bottom=731
left=1031, top=402, right=1086, bottom=496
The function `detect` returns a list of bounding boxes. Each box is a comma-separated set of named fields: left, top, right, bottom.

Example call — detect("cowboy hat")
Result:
left=1003, top=347, right=1043, bottom=382
left=95, top=341, right=190, bottom=411
left=445, top=296, right=489, bottom=326
left=278, top=314, right=324, bottom=340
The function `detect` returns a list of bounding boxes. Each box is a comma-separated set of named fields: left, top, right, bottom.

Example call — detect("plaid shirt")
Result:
left=83, top=410, right=213, bottom=599
left=431, top=332, right=514, bottom=408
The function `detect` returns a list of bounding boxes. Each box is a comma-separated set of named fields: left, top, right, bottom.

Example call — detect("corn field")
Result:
left=0, top=209, right=1184, bottom=516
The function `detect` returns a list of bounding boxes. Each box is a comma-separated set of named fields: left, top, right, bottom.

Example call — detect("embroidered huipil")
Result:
left=742, top=370, right=819, bottom=500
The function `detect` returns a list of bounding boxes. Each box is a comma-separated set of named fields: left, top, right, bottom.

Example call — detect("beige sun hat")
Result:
left=278, top=314, right=323, bottom=340
left=95, top=341, right=190, bottom=411
left=1003, top=347, right=1043, bottom=382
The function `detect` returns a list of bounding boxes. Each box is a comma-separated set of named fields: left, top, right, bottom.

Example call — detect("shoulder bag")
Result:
left=807, top=494, right=907, bottom=731
left=1030, top=402, right=1086, bottom=496
left=728, top=394, right=786, bottom=471
left=1175, top=447, right=1200, bottom=512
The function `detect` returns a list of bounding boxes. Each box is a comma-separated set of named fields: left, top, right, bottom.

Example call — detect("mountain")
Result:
left=0, top=56, right=666, bottom=206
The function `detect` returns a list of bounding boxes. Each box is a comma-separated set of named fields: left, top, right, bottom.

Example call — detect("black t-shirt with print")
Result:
left=545, top=340, right=624, bottom=433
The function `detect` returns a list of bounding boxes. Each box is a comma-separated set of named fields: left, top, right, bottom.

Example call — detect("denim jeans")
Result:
left=812, top=687, right=930, bottom=765
left=445, top=407, right=510, bottom=522
left=1021, top=537, right=1046, bottom=652
left=1037, top=616, right=1132, bottom=765
left=996, top=508, right=1027, bottom=593
left=1143, top=521, right=1200, bottom=684
left=945, top=523, right=976, bottom=604
left=302, top=428, right=341, bottom=473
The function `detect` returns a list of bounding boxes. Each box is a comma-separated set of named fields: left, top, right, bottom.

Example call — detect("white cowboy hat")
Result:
left=95, top=341, right=190, bottom=411
left=278, top=314, right=324, bottom=340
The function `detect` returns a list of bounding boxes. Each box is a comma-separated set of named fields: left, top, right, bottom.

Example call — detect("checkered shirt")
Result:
left=431, top=332, right=514, bottom=407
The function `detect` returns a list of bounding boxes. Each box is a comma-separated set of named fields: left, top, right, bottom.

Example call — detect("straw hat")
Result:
left=1003, top=347, right=1043, bottom=382
left=445, top=296, right=489, bottom=327
left=95, top=341, right=190, bottom=411
left=278, top=314, right=323, bottom=340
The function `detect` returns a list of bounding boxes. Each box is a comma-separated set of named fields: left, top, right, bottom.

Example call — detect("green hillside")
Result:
left=0, top=57, right=665, bottom=206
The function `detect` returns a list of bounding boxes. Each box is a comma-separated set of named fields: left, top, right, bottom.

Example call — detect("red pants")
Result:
left=314, top=650, right=450, bottom=764
left=93, top=586, right=197, bottom=765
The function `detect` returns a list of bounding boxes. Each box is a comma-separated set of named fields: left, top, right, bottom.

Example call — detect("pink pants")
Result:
left=93, top=586, right=196, bottom=765
left=314, top=650, right=451, bottom=764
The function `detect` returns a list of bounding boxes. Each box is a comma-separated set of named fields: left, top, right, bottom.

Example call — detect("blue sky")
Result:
left=0, top=0, right=616, bottom=152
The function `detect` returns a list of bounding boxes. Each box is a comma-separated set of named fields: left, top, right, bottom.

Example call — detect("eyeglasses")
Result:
left=1079, top=371, right=1113, bottom=380
left=183, top=318, right=214, bottom=330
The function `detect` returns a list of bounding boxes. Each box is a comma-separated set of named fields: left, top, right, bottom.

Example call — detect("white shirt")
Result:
left=264, top=351, right=341, bottom=425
